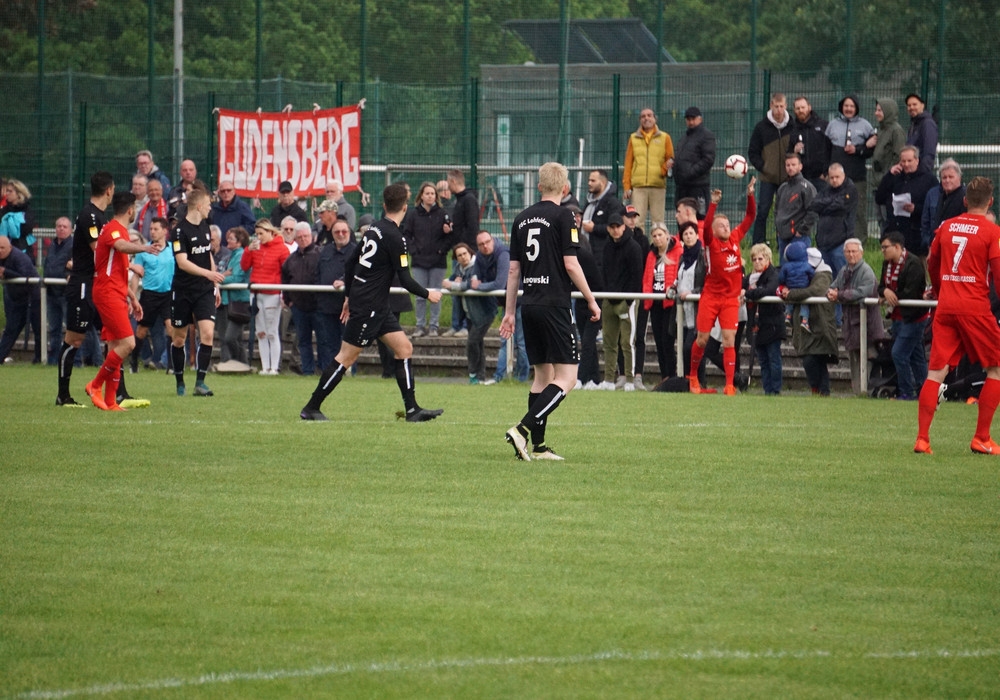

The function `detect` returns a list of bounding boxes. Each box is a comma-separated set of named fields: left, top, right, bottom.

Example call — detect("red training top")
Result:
left=93, top=220, right=132, bottom=298
left=930, top=212, right=1000, bottom=316
left=700, top=194, right=756, bottom=299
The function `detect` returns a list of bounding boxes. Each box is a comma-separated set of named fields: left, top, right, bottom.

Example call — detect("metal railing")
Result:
left=3, top=274, right=936, bottom=394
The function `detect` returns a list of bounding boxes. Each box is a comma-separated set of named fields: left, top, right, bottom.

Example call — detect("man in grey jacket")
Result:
left=774, top=152, right=817, bottom=262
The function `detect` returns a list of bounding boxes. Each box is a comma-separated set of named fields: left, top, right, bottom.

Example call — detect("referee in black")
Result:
left=502, top=162, right=601, bottom=461
left=300, top=183, right=444, bottom=422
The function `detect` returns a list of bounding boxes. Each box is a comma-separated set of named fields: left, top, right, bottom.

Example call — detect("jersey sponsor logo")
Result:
left=941, top=274, right=977, bottom=283
left=189, top=244, right=212, bottom=255
left=111, top=230, right=121, bottom=240
left=523, top=275, right=550, bottom=285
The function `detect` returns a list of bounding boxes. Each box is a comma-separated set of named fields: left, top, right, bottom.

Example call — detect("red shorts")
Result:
left=696, top=293, right=740, bottom=333
left=928, top=313, right=1000, bottom=371
left=93, top=290, right=133, bottom=342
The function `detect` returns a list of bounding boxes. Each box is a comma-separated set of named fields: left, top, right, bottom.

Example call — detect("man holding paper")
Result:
left=875, top=145, right=938, bottom=256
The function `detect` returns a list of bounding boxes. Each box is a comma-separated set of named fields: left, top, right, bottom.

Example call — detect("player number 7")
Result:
left=526, top=228, right=540, bottom=261
left=951, top=235, right=967, bottom=274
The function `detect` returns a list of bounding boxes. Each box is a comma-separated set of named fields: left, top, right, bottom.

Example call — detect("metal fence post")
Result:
left=76, top=102, right=87, bottom=212
left=612, top=74, right=621, bottom=189
left=469, top=78, right=479, bottom=191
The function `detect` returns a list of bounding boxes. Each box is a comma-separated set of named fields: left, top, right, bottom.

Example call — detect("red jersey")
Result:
left=93, top=219, right=132, bottom=297
left=701, top=195, right=756, bottom=298
left=930, top=213, right=1000, bottom=316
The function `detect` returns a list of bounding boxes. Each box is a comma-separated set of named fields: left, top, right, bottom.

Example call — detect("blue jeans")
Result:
left=291, top=306, right=319, bottom=375
left=891, top=318, right=928, bottom=398
left=314, top=311, right=340, bottom=372
left=495, top=305, right=529, bottom=381
left=752, top=180, right=779, bottom=245
left=755, top=339, right=783, bottom=395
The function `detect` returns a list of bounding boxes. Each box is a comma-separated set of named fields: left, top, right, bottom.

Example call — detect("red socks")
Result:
left=975, top=377, right=1000, bottom=442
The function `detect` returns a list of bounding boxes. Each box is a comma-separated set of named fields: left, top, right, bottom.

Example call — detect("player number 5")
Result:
left=526, top=228, right=540, bottom=261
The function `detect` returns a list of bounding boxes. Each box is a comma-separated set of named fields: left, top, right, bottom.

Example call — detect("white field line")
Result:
left=14, top=647, right=1000, bottom=699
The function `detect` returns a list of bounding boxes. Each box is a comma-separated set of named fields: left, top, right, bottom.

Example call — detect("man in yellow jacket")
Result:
left=623, top=107, right=674, bottom=233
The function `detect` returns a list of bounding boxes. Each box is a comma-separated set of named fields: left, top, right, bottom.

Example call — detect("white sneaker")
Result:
left=583, top=381, right=600, bottom=391
left=574, top=379, right=583, bottom=390
left=633, top=376, right=646, bottom=391
left=615, top=376, right=627, bottom=389
left=454, top=328, right=468, bottom=338
left=440, top=328, right=457, bottom=337
left=598, top=381, right=617, bottom=391
left=531, top=445, right=565, bottom=461
left=505, top=426, right=531, bottom=461
left=482, top=379, right=496, bottom=386
left=623, top=382, right=635, bottom=392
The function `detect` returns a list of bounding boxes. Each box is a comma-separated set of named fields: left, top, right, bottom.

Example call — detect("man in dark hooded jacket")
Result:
left=787, top=95, right=831, bottom=191
left=875, top=145, right=938, bottom=256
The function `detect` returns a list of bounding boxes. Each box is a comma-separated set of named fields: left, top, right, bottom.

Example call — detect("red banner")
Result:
left=216, top=106, right=362, bottom=197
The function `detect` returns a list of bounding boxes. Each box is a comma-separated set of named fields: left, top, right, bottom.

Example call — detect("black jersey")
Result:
left=344, top=217, right=412, bottom=313
left=70, top=201, right=105, bottom=279
left=171, top=217, right=214, bottom=294
left=509, top=200, right=579, bottom=307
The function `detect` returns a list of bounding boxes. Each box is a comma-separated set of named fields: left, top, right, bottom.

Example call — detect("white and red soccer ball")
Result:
left=724, top=154, right=748, bottom=179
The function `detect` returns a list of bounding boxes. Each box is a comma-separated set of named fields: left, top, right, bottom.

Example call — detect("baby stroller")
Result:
left=868, top=338, right=897, bottom=398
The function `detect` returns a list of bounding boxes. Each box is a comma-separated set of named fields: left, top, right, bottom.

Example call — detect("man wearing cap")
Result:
left=599, top=211, right=644, bottom=391
left=313, top=199, right=340, bottom=246
left=623, top=107, right=674, bottom=233
left=673, top=107, right=716, bottom=219
left=269, top=180, right=309, bottom=228
left=905, top=93, right=938, bottom=173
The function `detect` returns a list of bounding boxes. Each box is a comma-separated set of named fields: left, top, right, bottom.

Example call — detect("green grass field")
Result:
left=2, top=365, right=998, bottom=698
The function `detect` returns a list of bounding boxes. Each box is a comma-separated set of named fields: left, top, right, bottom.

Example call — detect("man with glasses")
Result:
left=878, top=230, right=929, bottom=401
left=210, top=180, right=256, bottom=235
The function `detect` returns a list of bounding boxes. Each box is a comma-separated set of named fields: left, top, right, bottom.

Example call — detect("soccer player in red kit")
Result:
left=688, top=176, right=756, bottom=395
left=85, top=192, right=156, bottom=410
left=915, top=176, right=1000, bottom=454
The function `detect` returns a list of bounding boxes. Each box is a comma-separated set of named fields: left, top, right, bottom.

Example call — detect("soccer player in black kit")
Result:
left=55, top=171, right=114, bottom=407
left=300, top=183, right=444, bottom=422
left=170, top=187, right=225, bottom=396
left=502, top=162, right=601, bottom=461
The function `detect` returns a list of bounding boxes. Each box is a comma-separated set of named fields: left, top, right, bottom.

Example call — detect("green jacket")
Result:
left=786, top=266, right=838, bottom=357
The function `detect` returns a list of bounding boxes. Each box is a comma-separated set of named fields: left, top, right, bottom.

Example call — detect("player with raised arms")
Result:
left=915, top=176, right=1000, bottom=454
left=688, top=176, right=757, bottom=395
left=502, top=162, right=601, bottom=461
left=300, top=183, right=444, bottom=422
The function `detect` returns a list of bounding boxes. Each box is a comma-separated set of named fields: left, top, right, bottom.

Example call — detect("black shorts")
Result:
left=138, top=289, right=172, bottom=328
left=171, top=287, right=217, bottom=328
left=65, top=277, right=102, bottom=334
left=521, top=304, right=580, bottom=365
left=342, top=307, right=403, bottom=348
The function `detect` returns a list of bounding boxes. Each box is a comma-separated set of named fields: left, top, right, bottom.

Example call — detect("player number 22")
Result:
left=950, top=235, right=968, bottom=274
left=526, top=228, right=541, bottom=261
left=359, top=238, right=378, bottom=268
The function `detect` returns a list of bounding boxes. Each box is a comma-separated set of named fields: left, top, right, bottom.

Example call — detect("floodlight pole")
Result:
left=173, top=0, right=184, bottom=178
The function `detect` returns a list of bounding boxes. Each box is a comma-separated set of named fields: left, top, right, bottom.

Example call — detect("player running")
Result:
left=688, top=176, right=757, bottom=395
left=915, top=176, right=1000, bottom=454
left=300, top=183, right=444, bottom=422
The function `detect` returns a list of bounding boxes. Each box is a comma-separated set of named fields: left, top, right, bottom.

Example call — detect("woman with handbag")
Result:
left=221, top=227, right=251, bottom=364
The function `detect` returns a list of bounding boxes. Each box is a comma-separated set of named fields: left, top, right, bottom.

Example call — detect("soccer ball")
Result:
left=725, top=154, right=748, bottom=179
